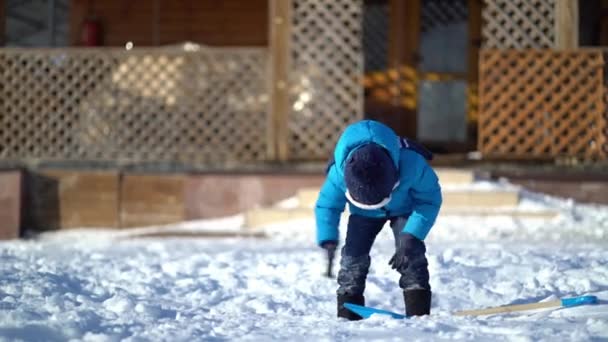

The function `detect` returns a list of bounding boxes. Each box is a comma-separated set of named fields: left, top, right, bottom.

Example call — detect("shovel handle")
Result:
left=454, top=295, right=598, bottom=316
left=326, top=246, right=336, bottom=278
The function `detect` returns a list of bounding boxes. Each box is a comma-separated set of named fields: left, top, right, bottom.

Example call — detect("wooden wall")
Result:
left=69, top=0, right=268, bottom=46
left=17, top=170, right=324, bottom=234
left=23, top=171, right=120, bottom=230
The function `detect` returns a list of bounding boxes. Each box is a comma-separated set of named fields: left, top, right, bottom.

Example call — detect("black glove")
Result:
left=388, top=233, right=426, bottom=271
left=320, top=241, right=338, bottom=278
left=320, top=240, right=337, bottom=253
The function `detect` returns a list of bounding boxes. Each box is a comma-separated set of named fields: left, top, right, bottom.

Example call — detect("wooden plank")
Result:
left=244, top=206, right=558, bottom=229
left=184, top=174, right=324, bottom=219
left=125, top=230, right=267, bottom=239
left=53, top=171, right=119, bottom=228
left=69, top=0, right=97, bottom=45
left=600, top=0, right=608, bottom=45
left=297, top=188, right=519, bottom=209
left=555, top=0, right=579, bottom=49
left=0, top=0, right=5, bottom=46
left=24, top=171, right=120, bottom=230
left=245, top=207, right=314, bottom=228
left=467, top=0, right=482, bottom=124
left=380, top=0, right=420, bottom=137
left=121, top=174, right=185, bottom=228
left=388, top=0, right=420, bottom=68
left=268, top=0, right=291, bottom=161
left=0, top=171, right=21, bottom=240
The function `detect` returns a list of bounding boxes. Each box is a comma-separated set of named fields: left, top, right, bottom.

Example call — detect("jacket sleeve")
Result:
left=401, top=163, right=442, bottom=240
left=314, top=166, right=347, bottom=246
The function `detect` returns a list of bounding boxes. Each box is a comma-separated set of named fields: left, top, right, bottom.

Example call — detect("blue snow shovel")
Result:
left=344, top=295, right=599, bottom=319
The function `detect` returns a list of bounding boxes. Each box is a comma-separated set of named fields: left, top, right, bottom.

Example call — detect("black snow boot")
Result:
left=337, top=293, right=365, bottom=321
left=404, top=289, right=431, bottom=316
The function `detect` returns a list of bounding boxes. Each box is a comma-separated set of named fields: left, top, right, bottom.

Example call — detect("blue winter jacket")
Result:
left=315, top=120, right=442, bottom=246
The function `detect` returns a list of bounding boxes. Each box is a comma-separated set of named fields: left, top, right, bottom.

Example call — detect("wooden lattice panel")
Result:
left=479, top=50, right=606, bottom=159
left=0, top=47, right=268, bottom=166
left=482, top=0, right=555, bottom=48
left=288, top=0, right=364, bottom=160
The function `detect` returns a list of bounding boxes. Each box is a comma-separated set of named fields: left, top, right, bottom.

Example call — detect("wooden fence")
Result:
left=285, top=0, right=363, bottom=160
left=479, top=49, right=606, bottom=159
left=482, top=0, right=555, bottom=48
left=477, top=0, right=606, bottom=160
left=0, top=47, right=270, bottom=167
left=0, top=0, right=364, bottom=169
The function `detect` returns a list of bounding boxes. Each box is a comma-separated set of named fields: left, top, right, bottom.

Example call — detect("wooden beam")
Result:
left=24, top=171, right=120, bottom=230
left=600, top=0, right=608, bottom=46
left=555, top=0, right=579, bottom=49
left=0, top=171, right=22, bottom=240
left=68, top=0, right=87, bottom=46
left=467, top=0, right=482, bottom=146
left=0, top=0, right=5, bottom=45
left=388, top=0, right=420, bottom=68
left=268, top=0, right=291, bottom=161
left=382, top=0, right=420, bottom=137
left=121, top=174, right=185, bottom=228
left=468, top=0, right=482, bottom=86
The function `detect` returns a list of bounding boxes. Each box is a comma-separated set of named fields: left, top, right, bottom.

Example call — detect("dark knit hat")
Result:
left=344, top=143, right=398, bottom=208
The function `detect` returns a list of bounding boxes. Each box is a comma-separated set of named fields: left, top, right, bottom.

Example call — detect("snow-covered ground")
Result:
left=1, top=182, right=607, bottom=341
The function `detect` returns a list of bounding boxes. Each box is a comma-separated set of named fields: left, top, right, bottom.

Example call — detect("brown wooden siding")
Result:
left=69, top=0, right=268, bottom=47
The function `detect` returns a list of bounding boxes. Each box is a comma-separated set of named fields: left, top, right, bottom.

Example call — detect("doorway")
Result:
left=362, top=0, right=478, bottom=153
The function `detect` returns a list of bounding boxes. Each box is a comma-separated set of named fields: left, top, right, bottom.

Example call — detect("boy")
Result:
left=315, top=120, right=442, bottom=320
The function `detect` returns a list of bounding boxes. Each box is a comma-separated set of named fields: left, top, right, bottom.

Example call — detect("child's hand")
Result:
left=388, top=233, right=426, bottom=271
left=320, top=241, right=337, bottom=252
left=321, top=241, right=338, bottom=278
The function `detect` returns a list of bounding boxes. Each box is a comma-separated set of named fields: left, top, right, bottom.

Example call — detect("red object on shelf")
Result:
left=81, top=18, right=102, bottom=46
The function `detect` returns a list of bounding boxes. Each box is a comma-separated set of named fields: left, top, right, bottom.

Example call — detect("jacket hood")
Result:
left=333, top=120, right=400, bottom=176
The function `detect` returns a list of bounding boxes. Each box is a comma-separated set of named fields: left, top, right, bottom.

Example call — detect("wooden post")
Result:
left=555, top=0, right=579, bottom=49
left=388, top=0, right=420, bottom=69
left=69, top=0, right=87, bottom=46
left=384, top=0, right=420, bottom=138
left=0, top=0, right=5, bottom=46
left=600, top=0, right=608, bottom=46
left=468, top=0, right=482, bottom=147
left=268, top=0, right=291, bottom=162
left=467, top=0, right=482, bottom=106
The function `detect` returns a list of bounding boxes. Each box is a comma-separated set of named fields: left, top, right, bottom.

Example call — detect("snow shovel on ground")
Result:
left=345, top=295, right=599, bottom=319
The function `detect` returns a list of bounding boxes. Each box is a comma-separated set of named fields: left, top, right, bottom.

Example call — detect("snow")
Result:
left=1, top=181, right=608, bottom=341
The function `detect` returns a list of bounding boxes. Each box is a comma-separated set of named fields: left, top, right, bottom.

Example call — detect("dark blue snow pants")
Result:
left=336, top=214, right=430, bottom=296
